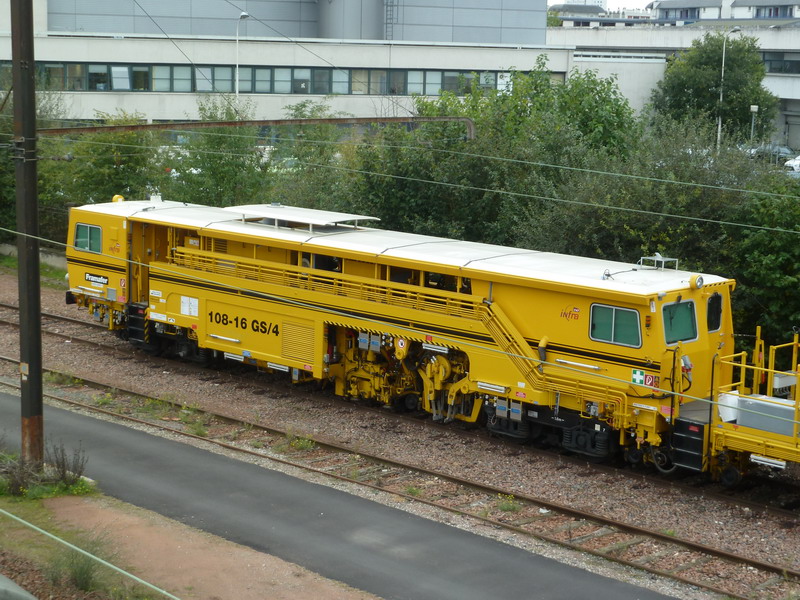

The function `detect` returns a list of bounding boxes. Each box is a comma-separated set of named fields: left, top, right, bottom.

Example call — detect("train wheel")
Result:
left=391, top=393, right=419, bottom=413
left=719, top=465, right=742, bottom=488
left=625, top=447, right=644, bottom=465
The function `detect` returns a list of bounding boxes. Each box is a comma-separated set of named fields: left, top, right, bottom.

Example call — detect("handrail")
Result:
left=169, top=247, right=629, bottom=420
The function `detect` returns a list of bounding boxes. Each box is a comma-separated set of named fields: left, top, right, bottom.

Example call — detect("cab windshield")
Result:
left=663, top=300, right=697, bottom=344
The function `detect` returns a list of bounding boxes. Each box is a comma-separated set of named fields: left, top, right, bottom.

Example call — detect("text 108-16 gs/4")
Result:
left=208, top=311, right=279, bottom=335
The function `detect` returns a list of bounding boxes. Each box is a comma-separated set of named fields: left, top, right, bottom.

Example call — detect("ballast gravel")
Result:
left=2, top=270, right=799, bottom=600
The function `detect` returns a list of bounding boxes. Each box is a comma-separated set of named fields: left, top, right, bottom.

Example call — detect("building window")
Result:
left=663, top=300, right=697, bottom=344
left=131, top=66, right=150, bottom=91
left=332, top=69, right=349, bottom=94
left=215, top=66, right=233, bottom=92
left=43, top=63, right=65, bottom=90
left=195, top=66, right=236, bottom=92
left=254, top=68, right=272, bottom=93
left=173, top=66, right=192, bottom=92
left=111, top=66, right=130, bottom=91
left=369, top=69, right=387, bottom=94
left=88, top=65, right=109, bottom=90
left=67, top=64, right=86, bottom=90
left=238, top=66, right=252, bottom=93
left=274, top=68, right=291, bottom=93
left=195, top=66, right=213, bottom=92
left=407, top=70, right=423, bottom=94
left=425, top=71, right=442, bottom=96
left=590, top=304, right=641, bottom=347
left=351, top=69, right=368, bottom=94
left=312, top=69, right=331, bottom=94
left=479, top=72, right=496, bottom=91
left=74, top=224, right=102, bottom=253
left=388, top=71, right=405, bottom=95
left=153, top=65, right=171, bottom=91
left=293, top=68, right=311, bottom=93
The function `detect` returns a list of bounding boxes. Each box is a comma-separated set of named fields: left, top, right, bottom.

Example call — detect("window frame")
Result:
left=662, top=299, right=698, bottom=345
left=74, top=223, right=102, bottom=254
left=589, top=303, right=642, bottom=348
left=706, top=292, right=723, bottom=333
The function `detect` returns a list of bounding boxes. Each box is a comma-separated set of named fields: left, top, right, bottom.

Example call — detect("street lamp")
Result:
left=235, top=11, right=250, bottom=97
left=749, top=104, right=759, bottom=142
left=716, top=26, right=741, bottom=151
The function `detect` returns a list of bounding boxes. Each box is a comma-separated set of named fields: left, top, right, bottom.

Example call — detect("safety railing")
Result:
left=170, top=247, right=482, bottom=320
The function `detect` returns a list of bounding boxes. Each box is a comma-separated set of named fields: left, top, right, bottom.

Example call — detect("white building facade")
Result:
left=1, top=0, right=798, bottom=147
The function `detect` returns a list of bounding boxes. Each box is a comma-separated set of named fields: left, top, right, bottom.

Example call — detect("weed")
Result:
left=187, top=421, right=208, bottom=437
left=274, top=432, right=316, bottom=453
left=95, top=393, right=113, bottom=407
left=404, top=486, right=422, bottom=497
left=160, top=393, right=179, bottom=405
left=43, top=371, right=79, bottom=386
left=662, top=529, right=676, bottom=537
left=141, top=398, right=169, bottom=416
left=496, top=493, right=521, bottom=512
left=47, top=533, right=110, bottom=592
left=46, top=442, right=88, bottom=487
left=251, top=440, right=265, bottom=449
left=289, top=435, right=316, bottom=451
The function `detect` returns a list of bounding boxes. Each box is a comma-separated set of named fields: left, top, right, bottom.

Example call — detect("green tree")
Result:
left=346, top=60, right=636, bottom=245
left=0, top=75, right=66, bottom=245
left=37, top=110, right=159, bottom=244
left=650, top=33, right=777, bottom=143
left=727, top=175, right=800, bottom=344
left=0, top=87, right=14, bottom=244
left=265, top=100, right=352, bottom=208
left=158, top=96, right=265, bottom=206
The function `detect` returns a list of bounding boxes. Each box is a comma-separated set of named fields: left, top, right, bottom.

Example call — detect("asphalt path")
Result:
left=0, top=391, right=675, bottom=600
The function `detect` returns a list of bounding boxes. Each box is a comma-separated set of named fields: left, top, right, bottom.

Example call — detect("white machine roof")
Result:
left=76, top=199, right=730, bottom=295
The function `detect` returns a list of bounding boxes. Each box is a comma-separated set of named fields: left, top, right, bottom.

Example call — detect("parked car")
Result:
left=746, top=143, right=796, bottom=164
left=784, top=155, right=800, bottom=171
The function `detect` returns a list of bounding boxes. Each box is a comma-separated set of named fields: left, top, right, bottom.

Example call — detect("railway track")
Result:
left=3, top=299, right=800, bottom=518
left=1, top=353, right=799, bottom=599
left=3, top=301, right=800, bottom=597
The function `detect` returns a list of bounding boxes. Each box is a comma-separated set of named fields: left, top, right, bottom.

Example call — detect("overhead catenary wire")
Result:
left=5, top=132, right=799, bottom=237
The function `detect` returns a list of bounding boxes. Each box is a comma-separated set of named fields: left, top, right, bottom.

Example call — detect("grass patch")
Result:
left=0, top=254, right=68, bottom=289
left=496, top=493, right=521, bottom=512
left=274, top=432, right=316, bottom=453
left=404, top=485, right=422, bottom=497
left=186, top=421, right=208, bottom=437
left=94, top=392, right=115, bottom=407
left=0, top=443, right=93, bottom=500
left=43, top=371, right=82, bottom=386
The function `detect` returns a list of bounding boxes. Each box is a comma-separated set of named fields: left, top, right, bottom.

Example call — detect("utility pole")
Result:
left=11, top=0, right=44, bottom=466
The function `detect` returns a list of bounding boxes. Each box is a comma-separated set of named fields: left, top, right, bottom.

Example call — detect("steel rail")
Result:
left=0, top=355, right=797, bottom=600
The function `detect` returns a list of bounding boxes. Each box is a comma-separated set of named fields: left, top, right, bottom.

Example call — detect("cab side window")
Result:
left=590, top=304, right=641, bottom=347
left=75, top=223, right=101, bottom=253
left=707, top=293, right=722, bottom=332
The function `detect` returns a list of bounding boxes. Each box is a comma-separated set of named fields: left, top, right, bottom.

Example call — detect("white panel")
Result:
left=453, top=9, right=502, bottom=26
left=76, top=0, right=134, bottom=16
left=134, top=0, right=191, bottom=17
left=75, top=15, right=136, bottom=32
left=454, top=27, right=502, bottom=43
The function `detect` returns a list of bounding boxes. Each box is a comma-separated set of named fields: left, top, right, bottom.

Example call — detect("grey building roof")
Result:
left=731, top=0, right=799, bottom=5
left=653, top=0, right=721, bottom=7
left=549, top=3, right=606, bottom=13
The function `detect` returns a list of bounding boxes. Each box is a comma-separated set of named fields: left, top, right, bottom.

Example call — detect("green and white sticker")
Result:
left=632, top=369, right=645, bottom=385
